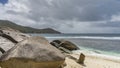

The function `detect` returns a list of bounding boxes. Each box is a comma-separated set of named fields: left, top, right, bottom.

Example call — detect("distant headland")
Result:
left=0, top=20, right=61, bottom=34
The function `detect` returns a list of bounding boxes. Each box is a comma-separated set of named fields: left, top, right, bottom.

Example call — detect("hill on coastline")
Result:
left=0, top=20, right=61, bottom=34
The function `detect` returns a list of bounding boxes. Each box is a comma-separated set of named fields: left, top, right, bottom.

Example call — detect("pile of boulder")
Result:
left=0, top=27, right=65, bottom=68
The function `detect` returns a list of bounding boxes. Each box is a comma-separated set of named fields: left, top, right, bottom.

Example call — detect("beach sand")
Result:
left=64, top=53, right=120, bottom=68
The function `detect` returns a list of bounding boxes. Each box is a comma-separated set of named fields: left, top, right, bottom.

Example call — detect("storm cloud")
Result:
left=0, top=0, right=120, bottom=33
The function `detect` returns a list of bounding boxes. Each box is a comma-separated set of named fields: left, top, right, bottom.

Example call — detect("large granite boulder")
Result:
left=0, top=36, right=65, bottom=68
left=50, top=40, right=79, bottom=51
left=0, top=47, right=4, bottom=57
left=0, top=27, right=30, bottom=55
left=0, top=36, right=15, bottom=53
left=0, top=47, right=5, bottom=54
left=0, top=52, right=2, bottom=58
left=60, top=40, right=79, bottom=50
left=0, top=27, right=30, bottom=43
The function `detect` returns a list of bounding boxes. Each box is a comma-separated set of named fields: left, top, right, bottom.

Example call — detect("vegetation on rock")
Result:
left=0, top=20, right=61, bottom=33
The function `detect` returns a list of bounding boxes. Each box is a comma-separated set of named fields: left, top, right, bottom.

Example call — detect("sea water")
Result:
left=30, top=34, right=120, bottom=57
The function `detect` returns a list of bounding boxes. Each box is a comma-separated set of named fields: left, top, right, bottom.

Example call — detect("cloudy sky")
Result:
left=0, top=0, right=120, bottom=33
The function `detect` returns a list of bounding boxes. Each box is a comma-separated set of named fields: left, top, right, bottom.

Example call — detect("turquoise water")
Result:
left=30, top=34, right=120, bottom=57
left=75, top=46, right=120, bottom=57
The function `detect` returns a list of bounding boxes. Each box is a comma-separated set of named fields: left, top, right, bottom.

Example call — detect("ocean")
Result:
left=30, top=34, right=120, bottom=57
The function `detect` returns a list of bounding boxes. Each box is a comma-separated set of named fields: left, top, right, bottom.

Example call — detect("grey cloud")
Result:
left=93, top=21, right=120, bottom=27
left=1, top=0, right=120, bottom=33
left=24, top=0, right=120, bottom=23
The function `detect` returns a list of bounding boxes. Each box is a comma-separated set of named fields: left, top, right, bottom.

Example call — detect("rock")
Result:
left=0, top=47, right=5, bottom=54
left=50, top=39, right=79, bottom=51
left=77, top=53, right=85, bottom=64
left=0, top=27, right=30, bottom=43
left=0, top=36, right=15, bottom=52
left=53, top=40, right=61, bottom=44
left=50, top=42, right=60, bottom=48
left=0, top=52, right=2, bottom=58
left=50, top=42, right=72, bottom=54
left=59, top=47, right=72, bottom=54
left=60, top=62, right=67, bottom=68
left=0, top=27, right=30, bottom=53
left=0, top=27, right=20, bottom=32
left=60, top=40, right=79, bottom=50
left=0, top=36, right=65, bottom=68
left=0, top=47, right=4, bottom=58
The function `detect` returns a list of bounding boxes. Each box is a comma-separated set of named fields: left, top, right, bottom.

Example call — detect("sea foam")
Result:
left=46, top=36, right=120, bottom=40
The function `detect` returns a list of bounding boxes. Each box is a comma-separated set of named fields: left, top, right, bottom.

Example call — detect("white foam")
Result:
left=46, top=36, right=120, bottom=40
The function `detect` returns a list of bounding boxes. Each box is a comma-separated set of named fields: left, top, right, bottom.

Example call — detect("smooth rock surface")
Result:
left=0, top=36, right=65, bottom=68
left=0, top=36, right=15, bottom=52
left=51, top=39, right=79, bottom=51
left=0, top=27, right=30, bottom=54
left=0, top=52, right=2, bottom=57
left=0, top=27, right=30, bottom=43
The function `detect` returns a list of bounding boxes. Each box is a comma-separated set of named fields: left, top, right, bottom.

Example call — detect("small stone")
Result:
left=77, top=53, right=85, bottom=64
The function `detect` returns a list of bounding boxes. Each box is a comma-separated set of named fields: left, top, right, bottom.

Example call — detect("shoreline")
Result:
left=64, top=52, right=120, bottom=68
left=73, top=50, right=120, bottom=63
left=1, top=28, right=120, bottom=68
left=86, top=53, right=120, bottom=63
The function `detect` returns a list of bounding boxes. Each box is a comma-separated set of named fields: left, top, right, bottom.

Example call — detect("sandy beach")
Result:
left=64, top=53, right=120, bottom=68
